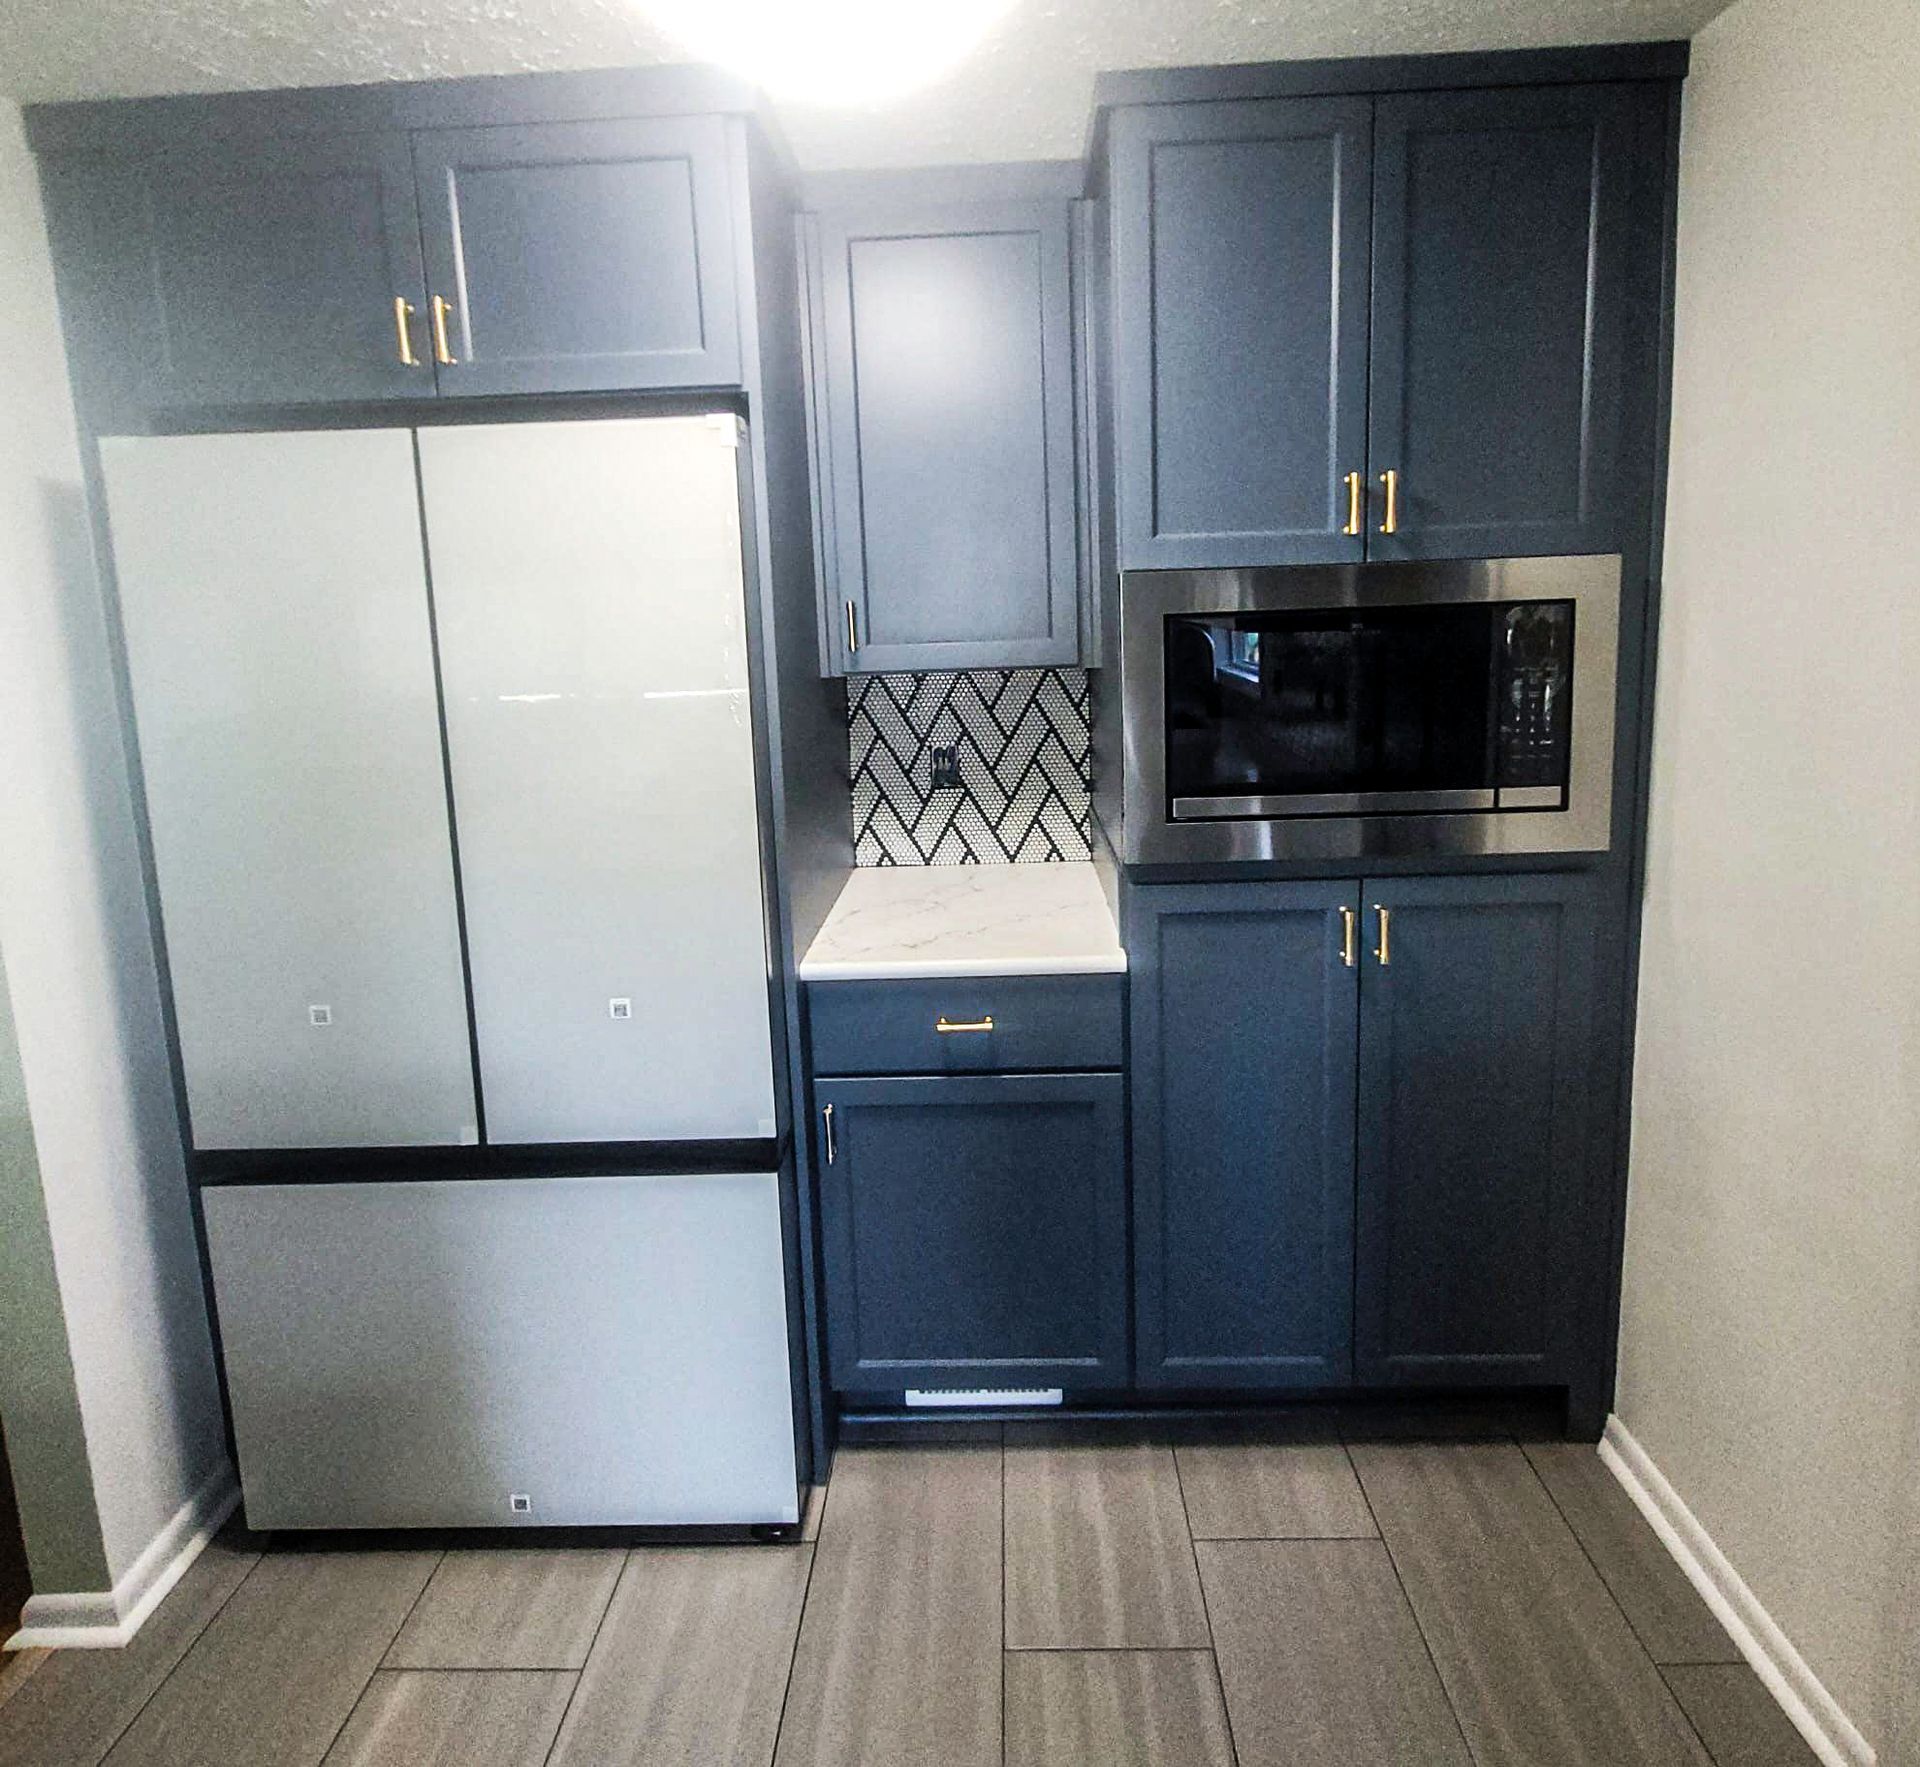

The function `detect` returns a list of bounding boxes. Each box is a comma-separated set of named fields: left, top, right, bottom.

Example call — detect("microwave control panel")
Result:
left=1495, top=602, right=1574, bottom=791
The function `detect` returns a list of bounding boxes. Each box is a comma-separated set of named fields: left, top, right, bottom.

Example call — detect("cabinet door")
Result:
left=413, top=118, right=741, bottom=396
left=1110, top=98, right=1372, bottom=569
left=815, top=1073, right=1128, bottom=1392
left=813, top=199, right=1079, bottom=671
left=131, top=135, right=431, bottom=407
left=1355, top=873, right=1597, bottom=1385
left=419, top=418, right=776, bottom=1146
left=1367, top=86, right=1635, bottom=559
left=1129, top=882, right=1360, bottom=1388
left=100, top=432, right=477, bottom=1149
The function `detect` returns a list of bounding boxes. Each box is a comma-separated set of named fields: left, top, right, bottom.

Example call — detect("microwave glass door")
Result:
left=1164, top=600, right=1574, bottom=819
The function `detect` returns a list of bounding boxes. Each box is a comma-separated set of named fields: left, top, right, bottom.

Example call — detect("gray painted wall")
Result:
left=0, top=97, right=226, bottom=1596
left=1615, top=0, right=1920, bottom=1756
left=0, top=941, right=110, bottom=1593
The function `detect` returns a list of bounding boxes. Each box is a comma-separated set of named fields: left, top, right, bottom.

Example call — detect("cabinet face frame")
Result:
left=1365, top=84, right=1636, bottom=561
left=814, top=1070, right=1129, bottom=1391
left=811, top=196, right=1081, bottom=673
left=1109, top=96, right=1374, bottom=571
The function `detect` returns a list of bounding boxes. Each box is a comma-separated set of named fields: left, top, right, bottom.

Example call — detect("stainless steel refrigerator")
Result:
left=101, top=416, right=799, bottom=1529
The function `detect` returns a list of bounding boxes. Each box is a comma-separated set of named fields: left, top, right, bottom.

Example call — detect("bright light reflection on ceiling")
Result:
left=641, top=0, right=1018, bottom=104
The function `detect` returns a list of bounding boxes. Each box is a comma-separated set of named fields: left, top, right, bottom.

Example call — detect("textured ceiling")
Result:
left=0, top=0, right=1728, bottom=167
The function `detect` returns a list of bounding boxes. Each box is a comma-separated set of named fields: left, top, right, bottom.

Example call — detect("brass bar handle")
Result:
left=844, top=599, right=860, bottom=657
left=1378, top=469, right=1399, bottom=535
left=1373, top=904, right=1392, bottom=966
left=936, top=1015, right=994, bottom=1034
left=822, top=1102, right=836, bottom=1165
left=430, top=294, right=458, bottom=366
left=393, top=296, right=420, bottom=367
left=1342, top=471, right=1363, bottom=537
left=1339, top=906, right=1358, bottom=968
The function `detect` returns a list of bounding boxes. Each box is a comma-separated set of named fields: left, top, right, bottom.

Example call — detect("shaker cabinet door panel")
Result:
left=812, top=198, right=1080, bottom=671
left=100, top=431, right=477, bottom=1149
left=419, top=417, right=776, bottom=1146
left=816, top=1073, right=1129, bottom=1391
left=1366, top=86, right=1635, bottom=559
left=1129, top=882, right=1360, bottom=1387
left=413, top=118, right=741, bottom=395
left=1111, top=98, right=1372, bottom=569
left=1354, top=873, right=1598, bottom=1385
left=132, top=135, right=431, bottom=407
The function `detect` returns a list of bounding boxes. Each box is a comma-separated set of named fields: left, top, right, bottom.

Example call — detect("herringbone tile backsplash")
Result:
left=849, top=669, right=1092, bottom=865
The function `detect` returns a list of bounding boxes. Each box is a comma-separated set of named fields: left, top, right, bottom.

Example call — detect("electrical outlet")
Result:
left=609, top=998, right=632, bottom=1021
left=930, top=744, right=962, bottom=790
left=509, top=1493, right=532, bottom=1515
left=308, top=1005, right=332, bottom=1026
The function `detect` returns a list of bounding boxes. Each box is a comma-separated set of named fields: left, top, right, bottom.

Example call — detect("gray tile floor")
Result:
left=0, top=1422, right=1822, bottom=1767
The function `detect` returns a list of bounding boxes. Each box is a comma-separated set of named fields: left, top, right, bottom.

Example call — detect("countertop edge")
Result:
left=798, top=953, right=1129, bottom=982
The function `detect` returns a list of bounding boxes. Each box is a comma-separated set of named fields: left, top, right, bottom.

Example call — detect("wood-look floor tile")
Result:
left=775, top=1444, right=1001, bottom=1767
left=1004, top=1650, right=1234, bottom=1767
left=800, top=1482, right=825, bottom=1543
left=321, top=1670, right=574, bottom=1766
left=101, top=1545, right=440, bottom=1767
left=385, top=1547, right=624, bottom=1669
left=1175, top=1428, right=1377, bottom=1540
left=1663, top=1665, right=1823, bottom=1767
left=1004, top=1435, right=1209, bottom=1648
left=1198, top=1539, right=1470, bottom=1767
left=0, top=1526, right=260, bottom=1767
left=1352, top=1444, right=1712, bottom=1767
left=548, top=1545, right=811, bottom=1767
left=1525, top=1443, right=1739, bottom=1664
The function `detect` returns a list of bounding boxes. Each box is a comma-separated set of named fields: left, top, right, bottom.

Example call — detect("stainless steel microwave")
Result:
left=1117, top=556, right=1620, bottom=864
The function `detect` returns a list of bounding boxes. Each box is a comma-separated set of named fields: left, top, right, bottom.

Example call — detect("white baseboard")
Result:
left=1600, top=1417, right=1875, bottom=1767
left=5, top=1461, right=239, bottom=1651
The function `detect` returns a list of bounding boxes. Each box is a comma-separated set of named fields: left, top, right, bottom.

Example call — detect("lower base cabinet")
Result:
left=1129, top=871, right=1599, bottom=1393
left=814, top=1071, right=1128, bottom=1393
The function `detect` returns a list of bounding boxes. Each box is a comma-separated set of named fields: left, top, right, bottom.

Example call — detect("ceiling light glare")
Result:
left=643, top=0, right=1017, bottom=104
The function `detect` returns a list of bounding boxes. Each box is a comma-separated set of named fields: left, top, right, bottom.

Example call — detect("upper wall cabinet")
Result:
left=1109, top=82, right=1646, bottom=567
left=1110, top=98, right=1373, bottom=570
left=1367, top=86, right=1634, bottom=560
left=803, top=189, right=1082, bottom=673
left=413, top=117, right=740, bottom=396
left=120, top=135, right=432, bottom=408
left=42, top=113, right=741, bottom=412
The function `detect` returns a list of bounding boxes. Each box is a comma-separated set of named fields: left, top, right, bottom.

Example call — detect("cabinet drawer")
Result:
left=808, top=974, right=1123, bottom=1075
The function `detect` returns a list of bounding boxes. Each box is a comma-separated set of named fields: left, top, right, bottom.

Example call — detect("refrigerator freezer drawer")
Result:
left=202, top=1173, right=799, bottom=1529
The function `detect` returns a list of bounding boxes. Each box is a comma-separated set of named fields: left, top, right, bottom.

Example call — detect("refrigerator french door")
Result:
left=101, top=417, right=797, bottom=1528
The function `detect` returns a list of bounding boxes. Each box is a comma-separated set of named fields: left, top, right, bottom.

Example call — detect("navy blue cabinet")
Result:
left=814, top=1072, right=1128, bottom=1392
left=1354, top=873, right=1598, bottom=1385
left=51, top=113, right=740, bottom=411
left=1129, top=872, right=1597, bottom=1395
left=1128, top=881, right=1360, bottom=1387
left=803, top=191, right=1081, bottom=672
left=120, top=135, right=431, bottom=408
left=1110, top=99, right=1373, bottom=570
left=414, top=117, right=740, bottom=396
left=1367, top=87, right=1634, bottom=559
left=1108, top=82, right=1647, bottom=567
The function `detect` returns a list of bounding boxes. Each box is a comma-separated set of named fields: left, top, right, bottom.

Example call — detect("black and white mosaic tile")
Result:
left=849, top=669, right=1092, bottom=865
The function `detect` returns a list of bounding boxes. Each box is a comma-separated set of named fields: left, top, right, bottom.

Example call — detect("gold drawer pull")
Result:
left=1373, top=905, right=1392, bottom=966
left=1342, top=470, right=1363, bottom=537
left=1378, top=468, right=1400, bottom=535
left=1339, top=905, right=1358, bottom=968
left=393, top=296, right=420, bottom=367
left=936, top=1015, right=994, bottom=1034
left=430, top=294, right=458, bottom=366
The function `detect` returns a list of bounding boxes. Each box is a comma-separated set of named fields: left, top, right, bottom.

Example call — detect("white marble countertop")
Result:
left=799, top=863, right=1127, bottom=980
